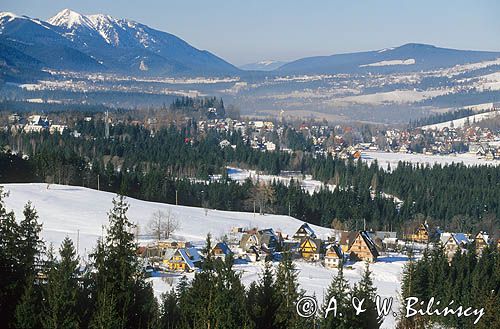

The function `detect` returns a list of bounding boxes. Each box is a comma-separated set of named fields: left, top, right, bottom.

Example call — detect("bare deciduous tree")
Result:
left=148, top=208, right=180, bottom=242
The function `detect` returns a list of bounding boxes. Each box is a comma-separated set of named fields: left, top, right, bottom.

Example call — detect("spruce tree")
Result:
left=273, top=252, right=310, bottom=329
left=18, top=201, right=43, bottom=279
left=320, top=265, right=352, bottom=329
left=99, top=195, right=158, bottom=329
left=351, top=262, right=382, bottom=329
left=159, top=289, right=180, bottom=329
left=14, top=274, right=40, bottom=329
left=0, top=188, right=21, bottom=327
left=89, top=283, right=120, bottom=329
left=252, top=262, right=279, bottom=329
left=212, top=254, right=252, bottom=329
left=41, top=237, right=80, bottom=329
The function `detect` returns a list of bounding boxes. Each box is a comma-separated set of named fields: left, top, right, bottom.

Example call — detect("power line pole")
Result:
left=175, top=190, right=178, bottom=205
left=97, top=174, right=100, bottom=191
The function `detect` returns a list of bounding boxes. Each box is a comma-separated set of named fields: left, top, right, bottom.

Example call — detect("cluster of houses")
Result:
left=137, top=221, right=500, bottom=273
left=8, top=113, right=67, bottom=135
left=138, top=223, right=391, bottom=272
left=405, top=222, right=498, bottom=261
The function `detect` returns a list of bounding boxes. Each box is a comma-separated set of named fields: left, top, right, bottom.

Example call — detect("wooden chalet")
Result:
left=442, top=233, right=471, bottom=262
left=324, top=244, right=343, bottom=268
left=407, top=223, right=430, bottom=243
left=164, top=247, right=202, bottom=272
left=212, top=241, right=233, bottom=259
left=339, top=231, right=358, bottom=253
left=292, top=223, right=317, bottom=241
left=347, top=231, right=379, bottom=262
left=298, top=236, right=323, bottom=261
left=474, top=232, right=490, bottom=255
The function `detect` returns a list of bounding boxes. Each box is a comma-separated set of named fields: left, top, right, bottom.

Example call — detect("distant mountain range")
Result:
left=1, top=9, right=500, bottom=81
left=0, top=9, right=239, bottom=78
left=277, top=43, right=500, bottom=74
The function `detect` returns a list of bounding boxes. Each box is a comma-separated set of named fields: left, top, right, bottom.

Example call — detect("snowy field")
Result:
left=362, top=150, right=500, bottom=169
left=1, top=183, right=406, bottom=328
left=227, top=167, right=335, bottom=194
left=1, top=183, right=332, bottom=254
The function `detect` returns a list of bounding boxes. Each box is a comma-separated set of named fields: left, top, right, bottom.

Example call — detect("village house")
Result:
left=442, top=233, right=471, bottom=261
left=239, top=228, right=279, bottom=261
left=407, top=223, right=430, bottom=244
left=339, top=231, right=358, bottom=253
left=324, top=244, right=343, bottom=268
left=347, top=231, right=379, bottom=262
left=298, top=236, right=323, bottom=261
left=212, top=241, right=233, bottom=260
left=164, top=247, right=202, bottom=272
left=474, top=232, right=489, bottom=255
left=292, top=223, right=317, bottom=241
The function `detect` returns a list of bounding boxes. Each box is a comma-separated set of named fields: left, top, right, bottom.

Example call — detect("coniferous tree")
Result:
left=251, top=262, right=279, bottom=329
left=274, top=252, right=310, bottom=329
left=14, top=274, right=40, bottom=329
left=212, top=254, right=253, bottom=329
left=41, top=237, right=80, bottom=329
left=0, top=188, right=21, bottom=328
left=89, top=283, right=120, bottom=329
left=320, top=265, right=352, bottom=329
left=351, top=262, right=382, bottom=329
left=159, top=289, right=180, bottom=329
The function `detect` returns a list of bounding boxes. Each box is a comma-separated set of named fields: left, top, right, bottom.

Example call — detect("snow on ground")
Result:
left=360, top=59, right=415, bottom=67
left=227, top=167, right=335, bottom=194
left=1, top=183, right=332, bottom=255
left=421, top=110, right=500, bottom=130
left=362, top=150, right=500, bottom=170
left=149, top=256, right=406, bottom=329
left=330, top=89, right=449, bottom=106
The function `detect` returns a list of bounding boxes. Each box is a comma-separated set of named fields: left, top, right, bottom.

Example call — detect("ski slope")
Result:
left=1, top=183, right=405, bottom=328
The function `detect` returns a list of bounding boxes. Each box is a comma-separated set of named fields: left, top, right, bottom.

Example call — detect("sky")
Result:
left=2, top=0, right=500, bottom=66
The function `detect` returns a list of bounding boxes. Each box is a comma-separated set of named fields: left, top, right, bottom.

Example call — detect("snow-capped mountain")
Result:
left=0, top=9, right=240, bottom=76
left=239, top=60, right=288, bottom=71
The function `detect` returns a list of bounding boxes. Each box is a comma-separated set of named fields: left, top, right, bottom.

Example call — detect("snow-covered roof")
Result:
left=171, top=247, right=202, bottom=270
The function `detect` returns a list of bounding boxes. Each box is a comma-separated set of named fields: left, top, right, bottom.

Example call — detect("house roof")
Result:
left=170, top=247, right=202, bottom=270
left=213, top=242, right=232, bottom=255
left=349, top=231, right=379, bottom=258
left=452, top=233, right=471, bottom=246
left=325, top=244, right=343, bottom=259
left=339, top=231, right=358, bottom=248
left=293, top=223, right=317, bottom=239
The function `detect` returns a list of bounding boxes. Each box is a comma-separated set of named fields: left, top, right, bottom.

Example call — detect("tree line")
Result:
left=1, top=119, right=499, bottom=232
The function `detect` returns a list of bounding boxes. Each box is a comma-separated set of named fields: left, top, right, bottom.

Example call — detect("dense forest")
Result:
left=397, top=245, right=500, bottom=329
left=0, top=118, right=499, bottom=233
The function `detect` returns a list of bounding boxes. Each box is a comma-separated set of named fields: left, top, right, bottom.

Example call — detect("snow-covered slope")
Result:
left=421, top=109, right=500, bottom=130
left=2, top=183, right=331, bottom=253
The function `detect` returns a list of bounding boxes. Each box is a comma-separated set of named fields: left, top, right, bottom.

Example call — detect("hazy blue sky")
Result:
left=2, top=0, right=499, bottom=65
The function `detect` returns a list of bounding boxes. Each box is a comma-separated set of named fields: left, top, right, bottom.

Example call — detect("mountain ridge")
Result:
left=0, top=9, right=240, bottom=77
